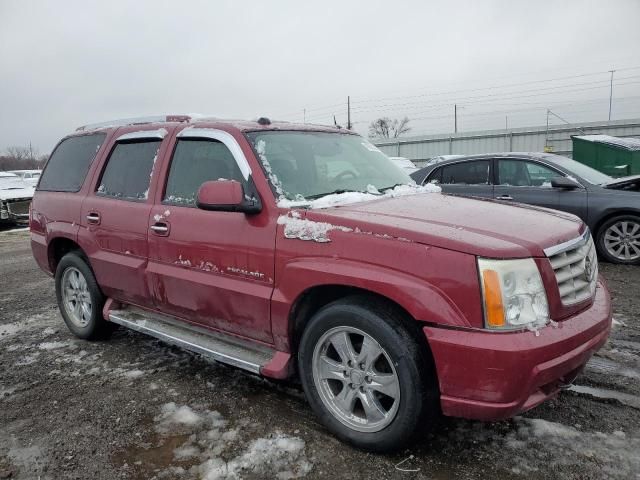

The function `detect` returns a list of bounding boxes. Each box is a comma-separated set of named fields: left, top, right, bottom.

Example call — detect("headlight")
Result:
left=478, top=258, right=549, bottom=331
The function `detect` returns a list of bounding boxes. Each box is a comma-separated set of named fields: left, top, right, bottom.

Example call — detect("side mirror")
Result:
left=196, top=180, right=261, bottom=213
left=551, top=176, right=581, bottom=190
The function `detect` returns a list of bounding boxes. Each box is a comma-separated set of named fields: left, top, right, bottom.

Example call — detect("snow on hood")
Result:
left=0, top=177, right=35, bottom=201
left=277, top=183, right=441, bottom=209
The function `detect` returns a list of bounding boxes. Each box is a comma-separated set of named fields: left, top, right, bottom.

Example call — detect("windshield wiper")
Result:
left=305, top=189, right=360, bottom=200
left=378, top=183, right=406, bottom=193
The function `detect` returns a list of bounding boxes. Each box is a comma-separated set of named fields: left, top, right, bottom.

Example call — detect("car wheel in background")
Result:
left=298, top=295, right=439, bottom=452
left=596, top=215, right=640, bottom=265
left=55, top=252, right=114, bottom=339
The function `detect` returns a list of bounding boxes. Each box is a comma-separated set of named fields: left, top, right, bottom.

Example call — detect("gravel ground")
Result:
left=1, top=226, right=639, bottom=480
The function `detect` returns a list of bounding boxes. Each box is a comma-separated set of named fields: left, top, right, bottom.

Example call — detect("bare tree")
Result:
left=0, top=146, right=48, bottom=171
left=368, top=117, right=411, bottom=139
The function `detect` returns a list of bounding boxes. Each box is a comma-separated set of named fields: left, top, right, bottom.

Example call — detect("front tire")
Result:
left=596, top=215, right=640, bottom=265
left=298, top=295, right=439, bottom=452
left=55, top=252, right=113, bottom=340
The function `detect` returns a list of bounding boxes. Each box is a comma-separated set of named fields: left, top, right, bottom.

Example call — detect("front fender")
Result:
left=270, top=256, right=472, bottom=351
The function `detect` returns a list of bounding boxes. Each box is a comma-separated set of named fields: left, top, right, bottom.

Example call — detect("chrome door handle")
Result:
left=496, top=195, right=513, bottom=200
left=150, top=224, right=168, bottom=233
left=86, top=213, right=101, bottom=224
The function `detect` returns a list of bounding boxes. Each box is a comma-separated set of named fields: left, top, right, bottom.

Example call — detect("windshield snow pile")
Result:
left=278, top=183, right=441, bottom=209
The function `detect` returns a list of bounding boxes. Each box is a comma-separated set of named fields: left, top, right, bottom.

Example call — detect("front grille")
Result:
left=6, top=199, right=31, bottom=217
left=546, top=231, right=598, bottom=305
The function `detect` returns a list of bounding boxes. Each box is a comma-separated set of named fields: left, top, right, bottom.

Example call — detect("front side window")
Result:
left=245, top=131, right=411, bottom=200
left=498, top=160, right=559, bottom=187
left=38, top=133, right=106, bottom=192
left=97, top=140, right=160, bottom=200
left=440, top=160, right=490, bottom=185
left=164, top=139, right=246, bottom=206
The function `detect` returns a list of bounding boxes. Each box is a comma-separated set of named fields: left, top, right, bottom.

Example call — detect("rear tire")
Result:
left=55, top=252, right=114, bottom=340
left=298, top=295, right=439, bottom=452
left=596, top=215, right=640, bottom=265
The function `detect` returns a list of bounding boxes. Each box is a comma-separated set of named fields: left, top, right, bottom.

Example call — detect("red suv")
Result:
left=31, top=115, right=611, bottom=451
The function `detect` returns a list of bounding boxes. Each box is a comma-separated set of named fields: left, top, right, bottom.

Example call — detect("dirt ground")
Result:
left=1, top=226, right=639, bottom=480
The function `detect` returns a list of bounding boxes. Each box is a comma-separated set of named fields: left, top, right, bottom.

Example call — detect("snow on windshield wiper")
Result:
left=378, top=183, right=406, bottom=193
left=305, top=189, right=361, bottom=200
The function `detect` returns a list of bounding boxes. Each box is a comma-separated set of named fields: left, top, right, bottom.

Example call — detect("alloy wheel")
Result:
left=312, top=326, right=400, bottom=433
left=604, top=220, right=640, bottom=261
left=61, top=267, right=93, bottom=328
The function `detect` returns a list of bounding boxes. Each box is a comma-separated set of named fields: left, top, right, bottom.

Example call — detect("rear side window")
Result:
left=164, top=139, right=245, bottom=205
left=38, top=133, right=106, bottom=192
left=97, top=140, right=160, bottom=200
left=441, top=160, right=490, bottom=185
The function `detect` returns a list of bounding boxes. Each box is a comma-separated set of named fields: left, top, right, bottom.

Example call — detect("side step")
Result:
left=108, top=306, right=275, bottom=374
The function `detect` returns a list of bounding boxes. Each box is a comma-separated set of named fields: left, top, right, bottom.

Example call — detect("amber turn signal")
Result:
left=482, top=269, right=505, bottom=327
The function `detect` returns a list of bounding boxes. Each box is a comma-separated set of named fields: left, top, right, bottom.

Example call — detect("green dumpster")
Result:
left=572, top=135, right=640, bottom=177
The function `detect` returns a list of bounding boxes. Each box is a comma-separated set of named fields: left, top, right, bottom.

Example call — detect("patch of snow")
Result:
left=153, top=403, right=312, bottom=479
left=277, top=183, right=441, bottom=209
left=175, top=255, right=192, bottom=267
left=277, top=213, right=352, bottom=243
left=255, top=139, right=287, bottom=199
left=123, top=369, right=145, bottom=379
left=38, top=341, right=73, bottom=350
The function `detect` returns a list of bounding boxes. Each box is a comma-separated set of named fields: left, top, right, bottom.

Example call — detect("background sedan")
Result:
left=411, top=152, right=640, bottom=265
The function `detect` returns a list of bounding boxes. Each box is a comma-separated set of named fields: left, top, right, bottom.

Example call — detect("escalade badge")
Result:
left=584, top=256, right=593, bottom=281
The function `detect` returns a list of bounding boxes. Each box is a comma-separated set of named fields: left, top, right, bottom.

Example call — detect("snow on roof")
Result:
left=574, top=135, right=640, bottom=151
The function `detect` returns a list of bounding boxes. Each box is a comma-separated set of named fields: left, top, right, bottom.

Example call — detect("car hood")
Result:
left=603, top=174, right=640, bottom=190
left=0, top=178, right=35, bottom=201
left=301, top=193, right=584, bottom=258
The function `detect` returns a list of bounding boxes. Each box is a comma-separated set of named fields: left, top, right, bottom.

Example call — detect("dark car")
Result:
left=411, top=152, right=640, bottom=265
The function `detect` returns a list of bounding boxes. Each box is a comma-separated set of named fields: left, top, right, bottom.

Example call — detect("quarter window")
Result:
left=97, top=140, right=160, bottom=200
left=498, top=160, right=559, bottom=187
left=164, top=139, right=245, bottom=206
left=38, top=133, right=106, bottom=192
left=440, top=160, right=490, bottom=185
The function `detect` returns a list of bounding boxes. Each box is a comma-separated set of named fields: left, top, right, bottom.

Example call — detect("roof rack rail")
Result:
left=76, top=114, right=196, bottom=131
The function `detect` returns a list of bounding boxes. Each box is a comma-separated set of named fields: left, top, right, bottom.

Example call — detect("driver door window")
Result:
left=163, top=139, right=246, bottom=206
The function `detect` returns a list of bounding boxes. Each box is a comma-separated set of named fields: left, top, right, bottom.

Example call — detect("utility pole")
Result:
left=29, top=142, right=33, bottom=161
left=303, top=108, right=306, bottom=123
left=347, top=96, right=352, bottom=130
left=545, top=109, right=550, bottom=151
left=608, top=70, right=615, bottom=122
left=454, top=104, right=457, bottom=133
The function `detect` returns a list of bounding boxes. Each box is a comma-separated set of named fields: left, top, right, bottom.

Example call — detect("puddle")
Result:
left=568, top=384, right=640, bottom=409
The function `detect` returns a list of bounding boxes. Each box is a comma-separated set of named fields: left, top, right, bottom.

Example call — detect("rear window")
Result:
left=97, top=140, right=160, bottom=201
left=441, top=160, right=490, bottom=185
left=38, top=133, right=106, bottom=192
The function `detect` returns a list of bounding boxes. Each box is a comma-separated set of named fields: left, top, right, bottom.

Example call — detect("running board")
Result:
left=108, top=307, right=275, bottom=374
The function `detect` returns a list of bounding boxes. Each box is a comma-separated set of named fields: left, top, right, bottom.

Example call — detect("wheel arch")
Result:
left=592, top=208, right=640, bottom=239
left=48, top=237, right=86, bottom=272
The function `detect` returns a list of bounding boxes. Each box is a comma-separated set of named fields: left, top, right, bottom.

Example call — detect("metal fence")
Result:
left=373, top=118, right=640, bottom=167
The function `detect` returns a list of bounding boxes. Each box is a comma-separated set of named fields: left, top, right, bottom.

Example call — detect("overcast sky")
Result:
left=1, top=0, right=639, bottom=154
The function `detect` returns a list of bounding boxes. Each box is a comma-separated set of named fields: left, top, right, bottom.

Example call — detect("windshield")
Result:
left=245, top=131, right=412, bottom=201
left=545, top=154, right=612, bottom=185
